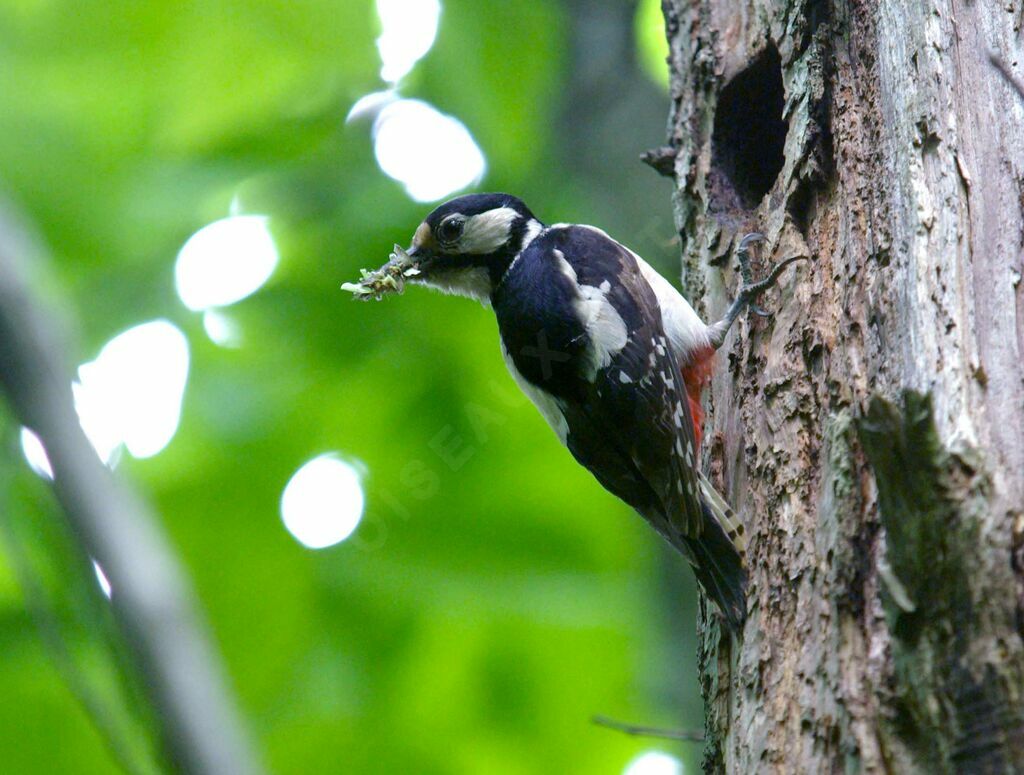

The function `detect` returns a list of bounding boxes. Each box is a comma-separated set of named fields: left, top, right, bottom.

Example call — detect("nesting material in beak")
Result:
left=341, top=243, right=423, bottom=301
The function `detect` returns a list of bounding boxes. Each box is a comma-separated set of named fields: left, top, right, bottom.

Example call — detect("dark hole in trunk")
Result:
left=711, top=46, right=787, bottom=210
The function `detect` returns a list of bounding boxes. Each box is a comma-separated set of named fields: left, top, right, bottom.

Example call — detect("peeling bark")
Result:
left=660, top=1, right=1024, bottom=772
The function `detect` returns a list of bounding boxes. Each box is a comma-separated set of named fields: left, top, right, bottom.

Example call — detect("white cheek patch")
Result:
left=459, top=207, right=520, bottom=254
left=552, top=249, right=628, bottom=381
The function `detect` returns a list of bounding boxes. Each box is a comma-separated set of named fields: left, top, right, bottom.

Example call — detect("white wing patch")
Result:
left=552, top=248, right=628, bottom=381
left=553, top=248, right=578, bottom=283
left=575, top=224, right=711, bottom=365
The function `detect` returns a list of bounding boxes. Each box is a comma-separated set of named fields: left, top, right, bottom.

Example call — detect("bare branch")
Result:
left=0, top=203, right=263, bottom=774
left=591, top=715, right=704, bottom=742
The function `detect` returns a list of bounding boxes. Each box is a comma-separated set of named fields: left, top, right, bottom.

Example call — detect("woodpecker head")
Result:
left=405, top=193, right=543, bottom=302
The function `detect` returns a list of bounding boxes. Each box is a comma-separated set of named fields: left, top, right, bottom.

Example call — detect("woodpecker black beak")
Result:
left=406, top=245, right=435, bottom=278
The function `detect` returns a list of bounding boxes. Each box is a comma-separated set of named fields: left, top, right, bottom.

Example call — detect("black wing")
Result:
left=562, top=229, right=704, bottom=540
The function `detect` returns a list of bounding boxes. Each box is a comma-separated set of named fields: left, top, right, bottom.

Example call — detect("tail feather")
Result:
left=698, top=472, right=747, bottom=560
left=681, top=474, right=748, bottom=632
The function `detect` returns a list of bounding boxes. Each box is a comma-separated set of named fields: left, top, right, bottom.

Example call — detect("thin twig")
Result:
left=591, top=715, right=705, bottom=742
left=0, top=202, right=263, bottom=774
left=989, top=52, right=1024, bottom=102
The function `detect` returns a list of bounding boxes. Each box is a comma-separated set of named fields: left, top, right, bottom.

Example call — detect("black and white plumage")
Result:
left=401, top=193, right=800, bottom=631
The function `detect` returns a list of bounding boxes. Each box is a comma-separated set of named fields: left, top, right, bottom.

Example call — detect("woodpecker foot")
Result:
left=707, top=233, right=806, bottom=350
left=735, top=232, right=805, bottom=317
left=736, top=233, right=770, bottom=318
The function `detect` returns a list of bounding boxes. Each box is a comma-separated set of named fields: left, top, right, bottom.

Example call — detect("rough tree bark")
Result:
left=658, top=1, right=1024, bottom=772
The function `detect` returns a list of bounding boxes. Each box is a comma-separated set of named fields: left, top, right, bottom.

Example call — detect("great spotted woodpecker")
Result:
left=397, top=193, right=801, bottom=631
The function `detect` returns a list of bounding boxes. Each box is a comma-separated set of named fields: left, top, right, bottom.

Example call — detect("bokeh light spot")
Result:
left=376, top=0, right=441, bottom=83
left=20, top=427, right=53, bottom=480
left=202, top=309, right=241, bottom=348
left=76, top=320, right=190, bottom=461
left=623, top=751, right=684, bottom=775
left=175, top=215, right=278, bottom=311
left=92, top=560, right=112, bottom=599
left=346, top=89, right=398, bottom=124
left=281, top=455, right=365, bottom=549
left=373, top=99, right=486, bottom=202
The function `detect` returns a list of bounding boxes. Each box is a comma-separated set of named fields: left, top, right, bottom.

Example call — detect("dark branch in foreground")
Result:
left=0, top=203, right=263, bottom=774
left=591, top=715, right=705, bottom=742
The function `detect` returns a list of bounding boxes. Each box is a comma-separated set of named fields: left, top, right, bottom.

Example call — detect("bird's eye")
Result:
left=437, top=217, right=464, bottom=245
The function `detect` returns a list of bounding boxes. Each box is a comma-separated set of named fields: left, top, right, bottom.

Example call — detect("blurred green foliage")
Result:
left=636, top=0, right=670, bottom=89
left=0, top=1, right=702, bottom=773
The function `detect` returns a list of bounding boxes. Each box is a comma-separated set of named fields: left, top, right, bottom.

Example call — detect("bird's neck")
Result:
left=489, top=218, right=544, bottom=298
left=487, top=249, right=519, bottom=289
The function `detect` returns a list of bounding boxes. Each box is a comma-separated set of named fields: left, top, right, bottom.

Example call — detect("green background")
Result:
left=0, top=0, right=703, bottom=772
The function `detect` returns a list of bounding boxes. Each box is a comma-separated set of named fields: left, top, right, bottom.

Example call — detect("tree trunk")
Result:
left=660, top=1, right=1024, bottom=771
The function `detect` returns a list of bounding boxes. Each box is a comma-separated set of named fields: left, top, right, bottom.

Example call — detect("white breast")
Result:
left=499, top=341, right=569, bottom=445
left=632, top=253, right=710, bottom=364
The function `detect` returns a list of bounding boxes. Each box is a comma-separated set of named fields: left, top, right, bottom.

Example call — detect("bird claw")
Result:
left=735, top=232, right=764, bottom=287
left=737, top=232, right=765, bottom=254
left=707, top=233, right=807, bottom=350
left=733, top=232, right=805, bottom=316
